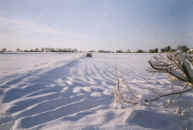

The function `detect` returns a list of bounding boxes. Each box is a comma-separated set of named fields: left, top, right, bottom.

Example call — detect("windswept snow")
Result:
left=0, top=53, right=193, bottom=130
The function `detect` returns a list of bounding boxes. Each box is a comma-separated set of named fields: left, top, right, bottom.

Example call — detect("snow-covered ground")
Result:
left=0, top=53, right=192, bottom=130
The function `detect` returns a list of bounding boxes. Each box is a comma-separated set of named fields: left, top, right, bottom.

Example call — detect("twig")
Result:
left=144, top=88, right=193, bottom=102
left=114, top=65, right=138, bottom=105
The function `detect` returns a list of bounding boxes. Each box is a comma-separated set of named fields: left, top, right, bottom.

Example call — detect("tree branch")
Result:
left=144, top=88, right=193, bottom=102
left=148, top=60, right=188, bottom=82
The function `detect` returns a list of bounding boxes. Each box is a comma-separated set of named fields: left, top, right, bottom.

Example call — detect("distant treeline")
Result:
left=0, top=45, right=192, bottom=53
left=89, top=45, right=192, bottom=53
left=0, top=48, right=78, bottom=53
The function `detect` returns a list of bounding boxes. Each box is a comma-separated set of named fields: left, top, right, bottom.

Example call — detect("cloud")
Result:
left=0, top=16, right=91, bottom=49
left=1, top=16, right=90, bottom=38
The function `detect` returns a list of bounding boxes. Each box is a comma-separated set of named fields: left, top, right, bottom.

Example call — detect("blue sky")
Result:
left=0, top=0, right=193, bottom=51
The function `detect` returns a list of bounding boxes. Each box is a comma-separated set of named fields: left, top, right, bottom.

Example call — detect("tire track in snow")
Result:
left=0, top=54, right=115, bottom=129
left=0, top=55, right=85, bottom=127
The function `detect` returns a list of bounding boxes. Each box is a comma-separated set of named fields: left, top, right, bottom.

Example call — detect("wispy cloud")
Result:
left=0, top=16, right=91, bottom=49
left=0, top=16, right=89, bottom=38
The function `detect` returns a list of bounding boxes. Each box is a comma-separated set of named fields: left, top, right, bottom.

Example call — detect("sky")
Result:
left=0, top=0, right=193, bottom=51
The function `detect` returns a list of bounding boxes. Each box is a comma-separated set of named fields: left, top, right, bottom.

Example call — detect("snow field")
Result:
left=0, top=53, right=192, bottom=130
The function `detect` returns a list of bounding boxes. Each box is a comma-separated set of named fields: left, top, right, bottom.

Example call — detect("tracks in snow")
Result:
left=0, top=54, right=185, bottom=130
left=0, top=55, right=117, bottom=129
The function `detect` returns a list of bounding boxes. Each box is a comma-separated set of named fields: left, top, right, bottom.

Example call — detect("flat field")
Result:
left=0, top=53, right=192, bottom=130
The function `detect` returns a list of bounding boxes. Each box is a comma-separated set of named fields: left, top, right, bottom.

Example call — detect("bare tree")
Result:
left=0, top=48, right=7, bottom=52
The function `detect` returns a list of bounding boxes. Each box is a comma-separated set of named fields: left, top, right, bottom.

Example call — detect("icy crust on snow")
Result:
left=0, top=53, right=192, bottom=130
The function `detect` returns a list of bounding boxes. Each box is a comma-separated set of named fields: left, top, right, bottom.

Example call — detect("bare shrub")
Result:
left=113, top=51, right=193, bottom=114
left=146, top=51, right=193, bottom=102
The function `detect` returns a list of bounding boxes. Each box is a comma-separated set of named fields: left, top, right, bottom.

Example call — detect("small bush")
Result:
left=86, top=53, right=92, bottom=57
